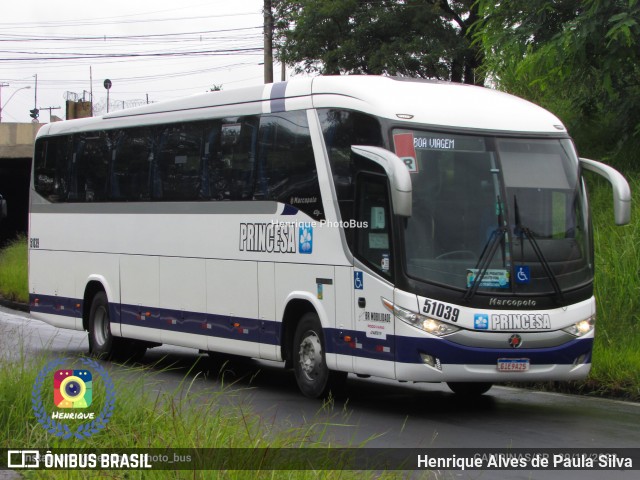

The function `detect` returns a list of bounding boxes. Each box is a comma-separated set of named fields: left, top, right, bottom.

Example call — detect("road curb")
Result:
left=0, top=295, right=29, bottom=313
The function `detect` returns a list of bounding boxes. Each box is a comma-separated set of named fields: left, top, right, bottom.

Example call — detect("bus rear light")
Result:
left=343, top=335, right=352, bottom=343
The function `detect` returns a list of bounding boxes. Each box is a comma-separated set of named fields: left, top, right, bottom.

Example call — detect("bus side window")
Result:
left=318, top=109, right=384, bottom=247
left=257, top=111, right=324, bottom=220
left=110, top=128, right=152, bottom=201
left=75, top=132, right=110, bottom=202
left=34, top=137, right=70, bottom=203
left=220, top=117, right=259, bottom=200
left=355, top=173, right=392, bottom=278
left=156, top=123, right=202, bottom=201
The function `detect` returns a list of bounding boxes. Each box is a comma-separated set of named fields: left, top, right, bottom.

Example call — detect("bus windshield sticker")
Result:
left=381, top=253, right=390, bottom=272
left=368, top=233, right=389, bottom=249
left=393, top=132, right=418, bottom=173
left=515, top=266, right=531, bottom=284
left=370, top=206, right=386, bottom=229
left=414, top=136, right=455, bottom=150
left=466, top=269, right=510, bottom=289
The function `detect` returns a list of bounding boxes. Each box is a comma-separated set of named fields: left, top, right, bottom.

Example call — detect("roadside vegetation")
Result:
left=581, top=174, right=640, bottom=399
left=0, top=352, right=402, bottom=479
left=0, top=234, right=28, bottom=304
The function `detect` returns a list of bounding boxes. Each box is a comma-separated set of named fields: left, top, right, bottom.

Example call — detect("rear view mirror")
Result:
left=580, top=158, right=631, bottom=225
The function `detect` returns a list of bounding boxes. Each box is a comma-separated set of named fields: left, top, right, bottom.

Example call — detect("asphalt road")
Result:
left=1, top=305, right=639, bottom=479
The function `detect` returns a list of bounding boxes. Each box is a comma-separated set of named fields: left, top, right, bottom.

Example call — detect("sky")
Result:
left=0, top=0, right=285, bottom=123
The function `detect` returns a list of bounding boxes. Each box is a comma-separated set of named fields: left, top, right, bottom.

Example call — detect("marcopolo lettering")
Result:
left=239, top=222, right=296, bottom=253
left=489, top=298, right=537, bottom=308
left=491, top=313, right=552, bottom=331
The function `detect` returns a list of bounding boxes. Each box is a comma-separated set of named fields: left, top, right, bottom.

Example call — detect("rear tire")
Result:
left=447, top=382, right=493, bottom=396
left=88, top=291, right=146, bottom=362
left=293, top=312, right=346, bottom=398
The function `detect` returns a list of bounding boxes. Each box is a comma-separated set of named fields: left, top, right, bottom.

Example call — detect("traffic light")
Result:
left=30, top=108, right=39, bottom=119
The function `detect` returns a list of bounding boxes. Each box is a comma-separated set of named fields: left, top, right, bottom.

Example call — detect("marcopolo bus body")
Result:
left=28, top=76, right=630, bottom=397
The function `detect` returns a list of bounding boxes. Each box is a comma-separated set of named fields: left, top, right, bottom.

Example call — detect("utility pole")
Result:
left=39, top=106, right=61, bottom=122
left=263, top=0, right=273, bottom=84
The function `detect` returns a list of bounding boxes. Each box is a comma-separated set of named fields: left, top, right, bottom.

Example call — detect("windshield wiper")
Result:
left=463, top=226, right=508, bottom=302
left=514, top=196, right=564, bottom=302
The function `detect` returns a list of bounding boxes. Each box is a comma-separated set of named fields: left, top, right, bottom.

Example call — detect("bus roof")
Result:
left=37, top=75, right=566, bottom=138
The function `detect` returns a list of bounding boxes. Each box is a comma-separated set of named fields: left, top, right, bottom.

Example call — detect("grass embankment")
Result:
left=0, top=234, right=28, bottom=304
left=579, top=174, right=640, bottom=399
left=0, top=355, right=394, bottom=479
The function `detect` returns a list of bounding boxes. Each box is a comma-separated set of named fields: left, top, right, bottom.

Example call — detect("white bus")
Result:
left=29, top=76, right=630, bottom=397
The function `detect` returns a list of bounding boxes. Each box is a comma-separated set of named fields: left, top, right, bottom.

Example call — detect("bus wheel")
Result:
left=88, top=291, right=146, bottom=362
left=293, top=312, right=346, bottom=398
left=447, top=382, right=493, bottom=396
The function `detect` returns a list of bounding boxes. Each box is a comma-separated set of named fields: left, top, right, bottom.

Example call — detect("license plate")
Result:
left=497, top=358, right=530, bottom=372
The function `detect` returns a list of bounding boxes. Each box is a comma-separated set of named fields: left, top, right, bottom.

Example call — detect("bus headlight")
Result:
left=382, top=298, right=460, bottom=337
left=562, top=316, right=595, bottom=337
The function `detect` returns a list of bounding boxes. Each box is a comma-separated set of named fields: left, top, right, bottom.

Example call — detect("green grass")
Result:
left=0, top=354, right=405, bottom=479
left=0, top=234, right=28, bottom=303
left=580, top=174, right=640, bottom=399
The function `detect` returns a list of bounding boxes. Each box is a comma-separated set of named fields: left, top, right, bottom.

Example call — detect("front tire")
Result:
left=293, top=313, right=346, bottom=398
left=88, top=291, right=146, bottom=362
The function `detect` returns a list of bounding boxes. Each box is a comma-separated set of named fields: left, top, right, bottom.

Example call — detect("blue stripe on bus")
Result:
left=30, top=293, right=591, bottom=366
left=270, top=82, right=288, bottom=113
left=280, top=204, right=298, bottom=215
left=30, top=293, right=82, bottom=318
left=324, top=329, right=592, bottom=365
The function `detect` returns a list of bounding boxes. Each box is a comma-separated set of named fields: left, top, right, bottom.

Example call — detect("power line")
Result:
left=0, top=47, right=263, bottom=62
left=0, top=26, right=262, bottom=42
left=0, top=11, right=261, bottom=30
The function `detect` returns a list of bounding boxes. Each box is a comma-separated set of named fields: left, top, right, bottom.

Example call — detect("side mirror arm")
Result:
left=579, top=158, right=631, bottom=226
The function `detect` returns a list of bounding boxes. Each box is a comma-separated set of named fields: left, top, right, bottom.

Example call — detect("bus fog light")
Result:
left=420, top=353, right=442, bottom=370
left=562, top=316, right=595, bottom=337
left=573, top=354, right=588, bottom=366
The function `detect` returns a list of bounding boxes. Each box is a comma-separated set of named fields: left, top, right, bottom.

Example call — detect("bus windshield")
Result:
left=395, top=130, right=592, bottom=295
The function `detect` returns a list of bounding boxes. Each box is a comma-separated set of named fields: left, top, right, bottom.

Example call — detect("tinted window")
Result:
left=356, top=174, right=392, bottom=278
left=33, top=111, right=323, bottom=214
left=110, top=128, right=151, bottom=201
left=318, top=109, right=384, bottom=245
left=75, top=131, right=111, bottom=202
left=257, top=111, right=323, bottom=220
left=34, top=136, right=71, bottom=202
left=154, top=123, right=204, bottom=201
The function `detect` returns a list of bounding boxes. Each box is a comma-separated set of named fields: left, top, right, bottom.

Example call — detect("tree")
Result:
left=274, top=0, right=484, bottom=85
left=475, top=0, right=640, bottom=164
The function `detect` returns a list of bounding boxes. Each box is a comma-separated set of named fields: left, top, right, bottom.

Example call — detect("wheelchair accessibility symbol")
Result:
left=515, top=266, right=530, bottom=285
left=354, top=271, right=364, bottom=290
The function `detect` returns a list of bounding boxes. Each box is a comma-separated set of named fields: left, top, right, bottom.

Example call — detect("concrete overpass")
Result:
left=0, top=123, right=41, bottom=246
